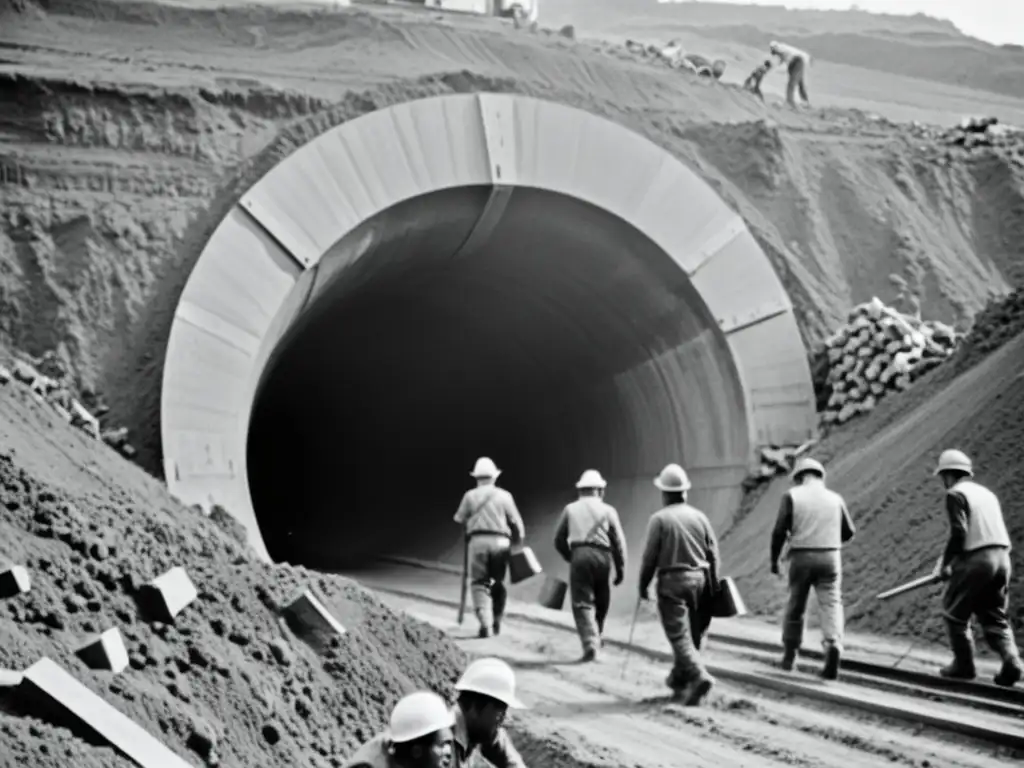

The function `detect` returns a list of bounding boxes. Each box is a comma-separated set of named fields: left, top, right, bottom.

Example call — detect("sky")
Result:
left=661, top=1, right=1023, bottom=46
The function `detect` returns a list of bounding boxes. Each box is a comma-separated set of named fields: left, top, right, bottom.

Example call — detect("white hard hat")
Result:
left=575, top=469, right=607, bottom=489
left=654, top=463, right=691, bottom=492
left=387, top=691, right=455, bottom=744
left=791, top=457, right=826, bottom=480
left=470, top=457, right=501, bottom=479
left=934, top=449, right=973, bottom=477
left=454, top=658, right=525, bottom=709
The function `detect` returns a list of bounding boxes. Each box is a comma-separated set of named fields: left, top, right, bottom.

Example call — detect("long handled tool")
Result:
left=620, top=597, right=643, bottom=679
left=457, top=536, right=469, bottom=625
left=876, top=573, right=941, bottom=601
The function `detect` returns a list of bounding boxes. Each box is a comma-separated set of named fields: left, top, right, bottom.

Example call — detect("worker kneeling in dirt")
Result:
left=770, top=457, right=855, bottom=680
left=451, top=658, right=527, bottom=767
left=454, top=458, right=526, bottom=638
left=931, top=449, right=1022, bottom=687
left=554, top=469, right=628, bottom=662
left=638, top=463, right=719, bottom=705
left=342, top=690, right=455, bottom=768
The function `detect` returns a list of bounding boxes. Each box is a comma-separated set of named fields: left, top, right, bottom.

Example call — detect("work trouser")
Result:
left=783, top=549, right=843, bottom=651
left=943, top=546, right=1019, bottom=660
left=468, top=533, right=511, bottom=629
left=569, top=545, right=613, bottom=653
left=786, top=57, right=809, bottom=106
left=657, top=569, right=712, bottom=687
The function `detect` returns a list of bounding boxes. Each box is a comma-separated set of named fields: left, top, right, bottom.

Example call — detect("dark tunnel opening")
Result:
left=246, top=184, right=745, bottom=570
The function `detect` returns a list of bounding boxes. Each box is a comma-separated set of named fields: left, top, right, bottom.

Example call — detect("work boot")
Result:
left=821, top=642, right=841, bottom=681
left=939, top=623, right=976, bottom=680
left=780, top=645, right=799, bottom=672
left=477, top=626, right=493, bottom=638
left=674, top=673, right=716, bottom=706
left=492, top=617, right=502, bottom=636
left=580, top=647, right=597, bottom=663
left=985, top=630, right=1024, bottom=688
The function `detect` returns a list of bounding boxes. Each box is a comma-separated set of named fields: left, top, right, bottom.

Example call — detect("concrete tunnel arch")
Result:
left=160, top=93, right=817, bottom=590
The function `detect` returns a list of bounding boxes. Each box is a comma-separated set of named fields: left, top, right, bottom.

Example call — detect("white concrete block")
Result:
left=75, top=628, right=130, bottom=674
left=141, top=566, right=198, bottom=623
left=0, top=565, right=31, bottom=598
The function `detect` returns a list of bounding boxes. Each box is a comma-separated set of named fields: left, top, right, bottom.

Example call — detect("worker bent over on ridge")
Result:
left=769, top=40, right=811, bottom=108
left=454, top=458, right=526, bottom=638
left=771, top=457, right=855, bottom=681
left=451, top=658, right=527, bottom=767
left=931, top=449, right=1022, bottom=687
left=639, top=463, right=720, bottom=705
left=342, top=690, right=455, bottom=768
left=554, top=469, right=628, bottom=662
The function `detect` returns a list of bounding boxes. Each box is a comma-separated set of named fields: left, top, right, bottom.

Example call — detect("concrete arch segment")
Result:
left=160, top=92, right=816, bottom=571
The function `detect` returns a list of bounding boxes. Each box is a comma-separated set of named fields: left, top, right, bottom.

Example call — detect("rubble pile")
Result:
left=746, top=440, right=819, bottom=486
left=819, top=297, right=960, bottom=427
left=0, top=353, right=136, bottom=460
left=906, top=116, right=1024, bottom=165
left=623, top=39, right=726, bottom=79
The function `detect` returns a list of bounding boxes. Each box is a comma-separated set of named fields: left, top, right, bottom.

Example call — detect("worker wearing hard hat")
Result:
left=638, top=463, right=719, bottom=705
left=768, top=40, right=811, bottom=108
left=770, top=457, right=855, bottom=680
left=931, top=449, right=1021, bottom=687
left=454, top=458, right=526, bottom=638
left=451, top=658, right=527, bottom=767
left=553, top=469, right=628, bottom=661
left=342, top=690, right=455, bottom=768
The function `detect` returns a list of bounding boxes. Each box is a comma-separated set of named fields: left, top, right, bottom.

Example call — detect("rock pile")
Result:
left=819, top=297, right=960, bottom=427
left=0, top=354, right=136, bottom=459
left=623, top=39, right=725, bottom=78
left=746, top=440, right=819, bottom=486
left=906, top=116, right=1024, bottom=165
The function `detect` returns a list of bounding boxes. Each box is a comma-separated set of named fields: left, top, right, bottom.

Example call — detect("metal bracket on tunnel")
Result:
left=718, top=301, right=791, bottom=335
left=237, top=197, right=316, bottom=271
left=685, top=216, right=747, bottom=278
left=476, top=93, right=518, bottom=185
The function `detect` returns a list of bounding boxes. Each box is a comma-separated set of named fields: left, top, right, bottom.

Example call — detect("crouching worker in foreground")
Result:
left=639, top=463, right=719, bottom=705
left=554, top=469, right=628, bottom=662
left=931, top=449, right=1022, bottom=687
left=342, top=691, right=455, bottom=768
left=452, top=658, right=527, bottom=767
left=771, top=457, right=855, bottom=680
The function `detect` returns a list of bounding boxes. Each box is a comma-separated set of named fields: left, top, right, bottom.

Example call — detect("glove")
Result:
left=614, top=571, right=624, bottom=586
left=770, top=561, right=780, bottom=576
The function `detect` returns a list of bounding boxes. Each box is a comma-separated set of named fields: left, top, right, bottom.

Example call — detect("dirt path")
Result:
left=379, top=592, right=1013, bottom=768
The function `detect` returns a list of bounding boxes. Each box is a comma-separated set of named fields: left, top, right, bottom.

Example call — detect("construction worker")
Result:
left=342, top=690, right=455, bottom=768
left=769, top=40, right=811, bottom=108
left=638, top=463, right=719, bottom=705
left=742, top=58, right=773, bottom=101
left=453, top=458, right=525, bottom=638
left=553, top=469, right=628, bottom=662
left=930, top=449, right=1022, bottom=687
left=451, top=658, right=527, bottom=767
left=770, top=457, right=855, bottom=681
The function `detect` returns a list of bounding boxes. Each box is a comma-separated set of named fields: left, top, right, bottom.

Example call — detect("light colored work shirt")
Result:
left=454, top=484, right=525, bottom=541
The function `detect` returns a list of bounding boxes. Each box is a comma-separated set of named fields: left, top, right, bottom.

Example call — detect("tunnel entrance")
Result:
left=246, top=185, right=732, bottom=567
left=161, top=92, right=816, bottom=574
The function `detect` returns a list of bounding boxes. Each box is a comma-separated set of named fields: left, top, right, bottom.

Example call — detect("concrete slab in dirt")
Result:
left=0, top=564, right=31, bottom=598
left=17, top=657, right=195, bottom=768
left=75, top=627, right=130, bottom=674
left=281, top=589, right=346, bottom=650
left=139, top=566, right=198, bottom=623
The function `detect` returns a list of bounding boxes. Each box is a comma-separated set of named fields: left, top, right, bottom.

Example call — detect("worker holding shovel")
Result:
left=454, top=457, right=525, bottom=638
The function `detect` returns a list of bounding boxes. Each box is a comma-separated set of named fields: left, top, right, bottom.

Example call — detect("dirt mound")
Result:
left=0, top=381, right=468, bottom=765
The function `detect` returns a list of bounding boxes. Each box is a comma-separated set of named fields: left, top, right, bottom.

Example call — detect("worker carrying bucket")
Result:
left=930, top=449, right=1021, bottom=687
left=770, top=457, right=855, bottom=680
left=451, top=658, right=527, bottom=767
left=638, top=463, right=720, bottom=705
left=341, top=690, right=455, bottom=768
left=453, top=458, right=526, bottom=638
left=553, top=469, right=628, bottom=662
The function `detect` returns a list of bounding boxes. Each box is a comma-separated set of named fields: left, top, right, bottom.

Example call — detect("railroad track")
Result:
left=356, top=561, right=1024, bottom=752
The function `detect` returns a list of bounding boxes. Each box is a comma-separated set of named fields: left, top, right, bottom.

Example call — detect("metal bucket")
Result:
left=711, top=577, right=747, bottom=618
left=537, top=576, right=567, bottom=611
left=508, top=545, right=543, bottom=584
